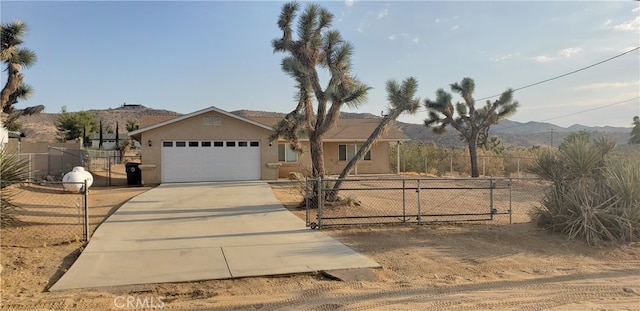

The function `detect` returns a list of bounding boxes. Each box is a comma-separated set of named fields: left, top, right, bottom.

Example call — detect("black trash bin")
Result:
left=125, top=162, right=142, bottom=185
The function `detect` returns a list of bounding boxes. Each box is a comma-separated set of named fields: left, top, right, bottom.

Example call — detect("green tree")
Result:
left=55, top=106, right=99, bottom=142
left=424, top=77, right=518, bottom=177
left=630, top=116, right=640, bottom=144
left=125, top=119, right=139, bottom=132
left=329, top=77, right=421, bottom=199
left=271, top=2, right=370, bottom=178
left=1, top=20, right=40, bottom=125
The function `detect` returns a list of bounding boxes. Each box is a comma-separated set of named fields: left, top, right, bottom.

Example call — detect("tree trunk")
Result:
left=0, top=63, right=24, bottom=113
left=309, top=131, right=325, bottom=178
left=468, top=135, right=479, bottom=177
left=328, top=113, right=396, bottom=201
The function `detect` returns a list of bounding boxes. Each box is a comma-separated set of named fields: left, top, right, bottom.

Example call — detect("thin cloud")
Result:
left=533, top=55, right=554, bottom=63
left=435, top=18, right=440, bottom=23
left=388, top=34, right=397, bottom=40
left=412, top=37, right=419, bottom=43
left=574, top=81, right=640, bottom=91
left=357, top=25, right=365, bottom=33
left=377, top=9, right=388, bottom=19
left=633, top=6, right=639, bottom=13
left=613, top=16, right=640, bottom=31
left=559, top=47, right=582, bottom=58
left=345, top=0, right=355, bottom=7
left=491, top=53, right=518, bottom=62
left=451, top=25, right=459, bottom=30
left=604, top=19, right=612, bottom=26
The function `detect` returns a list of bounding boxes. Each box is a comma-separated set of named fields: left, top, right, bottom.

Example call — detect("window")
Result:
left=213, top=141, right=224, bottom=147
left=238, top=141, right=248, bottom=147
left=226, top=141, right=236, bottom=147
left=201, top=141, right=212, bottom=147
left=204, top=115, right=221, bottom=125
left=338, top=144, right=371, bottom=161
left=163, top=141, right=173, bottom=147
left=176, top=141, right=186, bottom=147
left=278, top=143, right=298, bottom=162
left=250, top=141, right=260, bottom=147
left=189, top=141, right=199, bottom=147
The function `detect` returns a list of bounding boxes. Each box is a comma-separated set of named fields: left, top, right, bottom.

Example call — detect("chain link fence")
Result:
left=305, top=177, right=548, bottom=229
left=1, top=181, right=90, bottom=247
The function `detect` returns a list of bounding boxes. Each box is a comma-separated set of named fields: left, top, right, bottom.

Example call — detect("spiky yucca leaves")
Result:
left=424, top=77, right=518, bottom=177
left=532, top=137, right=640, bottom=245
left=0, top=148, right=30, bottom=226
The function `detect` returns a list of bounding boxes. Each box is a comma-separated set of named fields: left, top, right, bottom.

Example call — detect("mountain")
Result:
left=14, top=107, right=632, bottom=147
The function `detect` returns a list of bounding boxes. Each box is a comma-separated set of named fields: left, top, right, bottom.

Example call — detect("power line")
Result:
left=475, top=47, right=639, bottom=101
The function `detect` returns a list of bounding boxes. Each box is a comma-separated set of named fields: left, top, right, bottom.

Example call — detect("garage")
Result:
left=161, top=140, right=261, bottom=182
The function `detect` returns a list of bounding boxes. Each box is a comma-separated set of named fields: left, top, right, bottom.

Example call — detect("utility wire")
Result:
left=475, top=47, right=640, bottom=101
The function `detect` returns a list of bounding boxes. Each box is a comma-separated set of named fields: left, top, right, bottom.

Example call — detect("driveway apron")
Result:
left=50, top=182, right=379, bottom=290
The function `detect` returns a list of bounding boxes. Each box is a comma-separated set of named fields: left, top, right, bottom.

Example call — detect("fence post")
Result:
left=305, top=179, right=310, bottom=226
left=482, top=157, right=486, bottom=176
left=317, top=177, right=322, bottom=230
left=489, top=178, right=495, bottom=220
left=83, top=179, right=90, bottom=241
left=417, top=179, right=422, bottom=225
left=402, top=179, right=406, bottom=223
left=517, top=158, right=521, bottom=178
left=108, top=156, right=112, bottom=186
left=450, top=155, right=453, bottom=176
left=509, top=178, right=513, bottom=224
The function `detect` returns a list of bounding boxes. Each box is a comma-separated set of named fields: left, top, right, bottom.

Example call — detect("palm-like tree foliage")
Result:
left=629, top=116, right=640, bottom=144
left=271, top=2, right=370, bottom=178
left=424, top=77, right=518, bottom=177
left=328, top=77, right=421, bottom=200
left=0, top=148, right=30, bottom=226
left=1, top=20, right=39, bottom=129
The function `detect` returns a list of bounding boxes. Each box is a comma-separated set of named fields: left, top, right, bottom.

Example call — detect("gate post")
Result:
left=83, top=179, right=90, bottom=241
left=317, top=177, right=323, bottom=229
left=489, top=178, right=495, bottom=220
left=509, top=178, right=513, bottom=224
left=417, top=179, right=422, bottom=225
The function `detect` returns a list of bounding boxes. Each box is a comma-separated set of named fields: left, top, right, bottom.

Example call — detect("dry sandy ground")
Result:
left=1, top=184, right=639, bottom=310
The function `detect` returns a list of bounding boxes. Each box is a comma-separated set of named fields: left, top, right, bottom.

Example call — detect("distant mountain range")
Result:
left=16, top=106, right=632, bottom=148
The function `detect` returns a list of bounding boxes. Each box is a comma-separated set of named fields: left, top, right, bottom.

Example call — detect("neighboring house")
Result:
left=128, top=106, right=410, bottom=183
left=88, top=133, right=137, bottom=149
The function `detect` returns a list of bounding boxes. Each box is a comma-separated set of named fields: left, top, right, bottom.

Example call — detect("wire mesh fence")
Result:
left=305, top=177, right=549, bottom=229
left=1, top=181, right=90, bottom=247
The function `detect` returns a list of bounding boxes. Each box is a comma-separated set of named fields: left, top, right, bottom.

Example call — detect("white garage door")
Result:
left=161, top=140, right=261, bottom=182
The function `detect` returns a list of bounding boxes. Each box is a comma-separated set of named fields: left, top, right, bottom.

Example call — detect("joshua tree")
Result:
left=424, top=77, right=518, bottom=177
left=1, top=20, right=39, bottom=125
left=329, top=77, right=421, bottom=200
left=271, top=2, right=370, bottom=178
left=630, top=116, right=640, bottom=145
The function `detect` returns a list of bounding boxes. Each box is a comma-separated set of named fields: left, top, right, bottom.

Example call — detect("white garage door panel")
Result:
left=161, top=141, right=260, bottom=183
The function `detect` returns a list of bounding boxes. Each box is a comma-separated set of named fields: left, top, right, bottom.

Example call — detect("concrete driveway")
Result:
left=50, top=182, right=379, bottom=291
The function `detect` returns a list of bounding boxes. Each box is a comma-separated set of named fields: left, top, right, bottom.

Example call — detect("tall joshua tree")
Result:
left=1, top=20, right=40, bottom=125
left=424, top=77, right=518, bottom=177
left=329, top=77, right=421, bottom=199
left=271, top=2, right=370, bottom=178
left=630, top=116, right=640, bottom=145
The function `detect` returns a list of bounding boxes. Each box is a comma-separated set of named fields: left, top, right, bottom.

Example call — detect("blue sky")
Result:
left=1, top=1, right=639, bottom=128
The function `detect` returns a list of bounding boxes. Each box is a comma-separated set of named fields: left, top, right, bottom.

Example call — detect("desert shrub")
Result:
left=530, top=136, right=640, bottom=245
left=0, top=149, right=30, bottom=226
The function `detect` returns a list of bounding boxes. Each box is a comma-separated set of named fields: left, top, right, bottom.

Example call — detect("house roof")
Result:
left=128, top=106, right=274, bottom=140
left=128, top=106, right=410, bottom=142
left=247, top=117, right=410, bottom=142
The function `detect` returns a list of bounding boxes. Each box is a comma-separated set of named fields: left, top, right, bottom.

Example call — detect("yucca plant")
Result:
left=531, top=136, right=640, bottom=245
left=0, top=148, right=30, bottom=226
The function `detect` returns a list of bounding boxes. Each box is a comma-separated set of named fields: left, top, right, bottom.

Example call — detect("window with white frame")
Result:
left=338, top=144, right=371, bottom=161
left=278, top=143, right=298, bottom=162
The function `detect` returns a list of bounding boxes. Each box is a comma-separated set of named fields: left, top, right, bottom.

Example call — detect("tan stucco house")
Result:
left=128, top=106, right=409, bottom=184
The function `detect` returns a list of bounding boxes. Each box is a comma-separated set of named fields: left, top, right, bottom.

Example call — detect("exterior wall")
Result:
left=138, top=112, right=279, bottom=184
left=277, top=141, right=394, bottom=178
